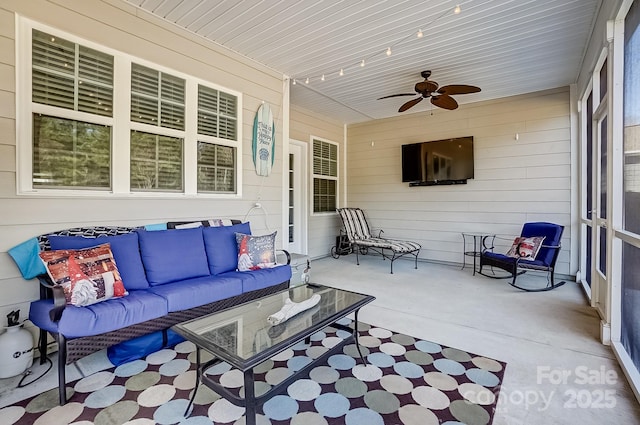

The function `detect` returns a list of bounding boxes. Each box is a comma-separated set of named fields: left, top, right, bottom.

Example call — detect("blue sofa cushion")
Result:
left=28, top=290, right=168, bottom=338
left=48, top=233, right=149, bottom=290
left=138, top=228, right=210, bottom=286
left=221, top=264, right=292, bottom=293
left=203, top=222, right=251, bottom=275
left=148, top=275, right=243, bottom=312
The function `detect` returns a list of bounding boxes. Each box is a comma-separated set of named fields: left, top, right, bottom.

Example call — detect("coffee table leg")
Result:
left=244, top=368, right=256, bottom=425
left=354, top=309, right=367, bottom=365
left=184, top=347, right=201, bottom=417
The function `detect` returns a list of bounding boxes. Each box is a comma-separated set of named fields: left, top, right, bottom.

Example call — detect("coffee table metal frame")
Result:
left=172, top=284, right=375, bottom=425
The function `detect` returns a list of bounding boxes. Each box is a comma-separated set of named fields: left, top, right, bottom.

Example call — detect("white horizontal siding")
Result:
left=346, top=88, right=573, bottom=275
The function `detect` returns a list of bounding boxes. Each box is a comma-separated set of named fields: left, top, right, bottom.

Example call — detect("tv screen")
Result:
left=401, top=137, right=474, bottom=184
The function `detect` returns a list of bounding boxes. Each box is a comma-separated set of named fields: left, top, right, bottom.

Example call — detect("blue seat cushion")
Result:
left=521, top=222, right=564, bottom=266
left=148, top=275, right=243, bottom=312
left=48, top=232, right=149, bottom=290
left=220, top=265, right=292, bottom=293
left=28, top=290, right=168, bottom=338
left=203, top=222, right=251, bottom=275
left=138, top=227, right=210, bottom=286
left=483, top=252, right=547, bottom=268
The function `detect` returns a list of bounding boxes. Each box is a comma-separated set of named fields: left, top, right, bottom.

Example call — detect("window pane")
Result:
left=600, top=59, right=607, bottom=102
left=313, top=178, right=336, bottom=213
left=600, top=117, right=608, bottom=219
left=32, top=29, right=113, bottom=117
left=197, top=142, right=235, bottom=193
left=624, top=1, right=640, bottom=235
left=585, top=224, right=592, bottom=287
left=130, top=131, right=182, bottom=191
left=32, top=114, right=111, bottom=189
left=621, top=241, right=640, bottom=371
left=197, top=85, right=237, bottom=140
left=586, top=92, right=593, bottom=219
left=598, top=227, right=606, bottom=276
left=131, top=64, right=184, bottom=130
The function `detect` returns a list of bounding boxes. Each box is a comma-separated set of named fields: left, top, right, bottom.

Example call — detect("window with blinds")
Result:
left=22, top=21, right=241, bottom=196
left=197, top=142, right=235, bottom=193
left=312, top=138, right=338, bottom=213
left=198, top=85, right=238, bottom=141
left=31, top=29, right=114, bottom=189
left=130, top=131, right=183, bottom=191
left=131, top=64, right=185, bottom=130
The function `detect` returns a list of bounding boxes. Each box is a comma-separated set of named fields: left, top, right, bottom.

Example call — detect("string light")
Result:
left=290, top=4, right=462, bottom=87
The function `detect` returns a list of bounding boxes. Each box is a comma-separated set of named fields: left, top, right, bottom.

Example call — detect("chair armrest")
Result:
left=371, top=229, right=384, bottom=238
left=540, top=244, right=561, bottom=249
left=277, top=249, right=291, bottom=265
left=37, top=275, right=66, bottom=322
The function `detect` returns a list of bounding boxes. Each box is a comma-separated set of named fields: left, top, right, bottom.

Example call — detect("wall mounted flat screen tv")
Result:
left=401, top=136, right=474, bottom=186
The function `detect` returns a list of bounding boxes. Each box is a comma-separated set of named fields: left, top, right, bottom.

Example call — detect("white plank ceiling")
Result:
left=125, top=0, right=602, bottom=123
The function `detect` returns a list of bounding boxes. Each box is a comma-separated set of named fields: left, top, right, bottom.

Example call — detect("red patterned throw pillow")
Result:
left=506, top=236, right=545, bottom=260
left=236, top=232, right=277, bottom=271
left=39, top=244, right=127, bottom=306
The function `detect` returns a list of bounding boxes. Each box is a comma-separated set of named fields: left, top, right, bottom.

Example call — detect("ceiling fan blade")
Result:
left=378, top=93, right=417, bottom=100
left=431, top=95, right=458, bottom=110
left=399, top=97, right=423, bottom=112
left=437, top=84, right=481, bottom=95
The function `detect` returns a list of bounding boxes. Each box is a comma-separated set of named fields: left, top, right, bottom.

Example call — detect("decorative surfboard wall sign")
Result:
left=252, top=102, right=276, bottom=176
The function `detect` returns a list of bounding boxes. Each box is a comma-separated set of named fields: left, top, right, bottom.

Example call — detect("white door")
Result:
left=288, top=141, right=308, bottom=254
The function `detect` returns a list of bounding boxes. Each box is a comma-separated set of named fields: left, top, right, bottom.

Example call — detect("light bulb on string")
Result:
left=386, top=47, right=392, bottom=56
left=339, top=68, right=344, bottom=76
left=321, top=74, right=325, bottom=81
left=454, top=5, right=461, bottom=14
left=292, top=79, right=296, bottom=85
left=305, top=77, right=309, bottom=84
left=360, top=59, right=365, bottom=67
left=417, top=29, right=423, bottom=38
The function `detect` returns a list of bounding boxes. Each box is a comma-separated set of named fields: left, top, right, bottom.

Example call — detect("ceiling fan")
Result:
left=378, top=70, right=481, bottom=112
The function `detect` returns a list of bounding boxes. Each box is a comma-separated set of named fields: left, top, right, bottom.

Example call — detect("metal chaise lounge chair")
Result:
left=336, top=208, right=421, bottom=274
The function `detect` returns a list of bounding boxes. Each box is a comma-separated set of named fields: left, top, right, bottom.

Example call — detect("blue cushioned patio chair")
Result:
left=478, top=222, right=565, bottom=292
left=336, top=208, right=421, bottom=274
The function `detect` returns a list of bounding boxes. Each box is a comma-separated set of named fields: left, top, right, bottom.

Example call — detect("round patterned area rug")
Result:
left=2, top=321, right=506, bottom=425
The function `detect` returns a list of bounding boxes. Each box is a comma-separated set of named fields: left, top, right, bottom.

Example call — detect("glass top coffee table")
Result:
left=172, top=283, right=375, bottom=425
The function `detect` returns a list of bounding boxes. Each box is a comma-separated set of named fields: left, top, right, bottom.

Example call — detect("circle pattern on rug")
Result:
left=7, top=326, right=505, bottom=425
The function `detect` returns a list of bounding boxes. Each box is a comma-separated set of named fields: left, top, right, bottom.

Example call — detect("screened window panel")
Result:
left=32, top=29, right=113, bottom=117
left=197, top=142, right=236, bottom=193
left=313, top=178, right=336, bottom=213
left=32, top=114, right=111, bottom=189
left=130, top=131, right=183, bottom=191
left=313, top=139, right=337, bottom=177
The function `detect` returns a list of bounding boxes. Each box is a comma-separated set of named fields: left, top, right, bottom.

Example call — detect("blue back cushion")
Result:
left=203, top=222, right=251, bottom=275
left=521, top=222, right=564, bottom=266
left=48, top=232, right=149, bottom=290
left=137, top=227, right=210, bottom=286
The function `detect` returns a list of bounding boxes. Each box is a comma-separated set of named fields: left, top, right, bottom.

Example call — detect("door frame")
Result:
left=288, top=139, right=308, bottom=254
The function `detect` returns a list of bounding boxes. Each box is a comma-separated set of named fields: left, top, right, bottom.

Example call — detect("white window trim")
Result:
left=310, top=135, right=339, bottom=216
left=16, top=17, right=242, bottom=198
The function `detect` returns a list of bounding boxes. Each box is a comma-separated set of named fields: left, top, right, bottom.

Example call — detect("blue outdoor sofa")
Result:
left=11, top=221, right=292, bottom=405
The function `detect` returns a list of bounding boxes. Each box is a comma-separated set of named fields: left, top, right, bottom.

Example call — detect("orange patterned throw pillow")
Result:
left=506, top=236, right=545, bottom=260
left=39, top=244, right=127, bottom=306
